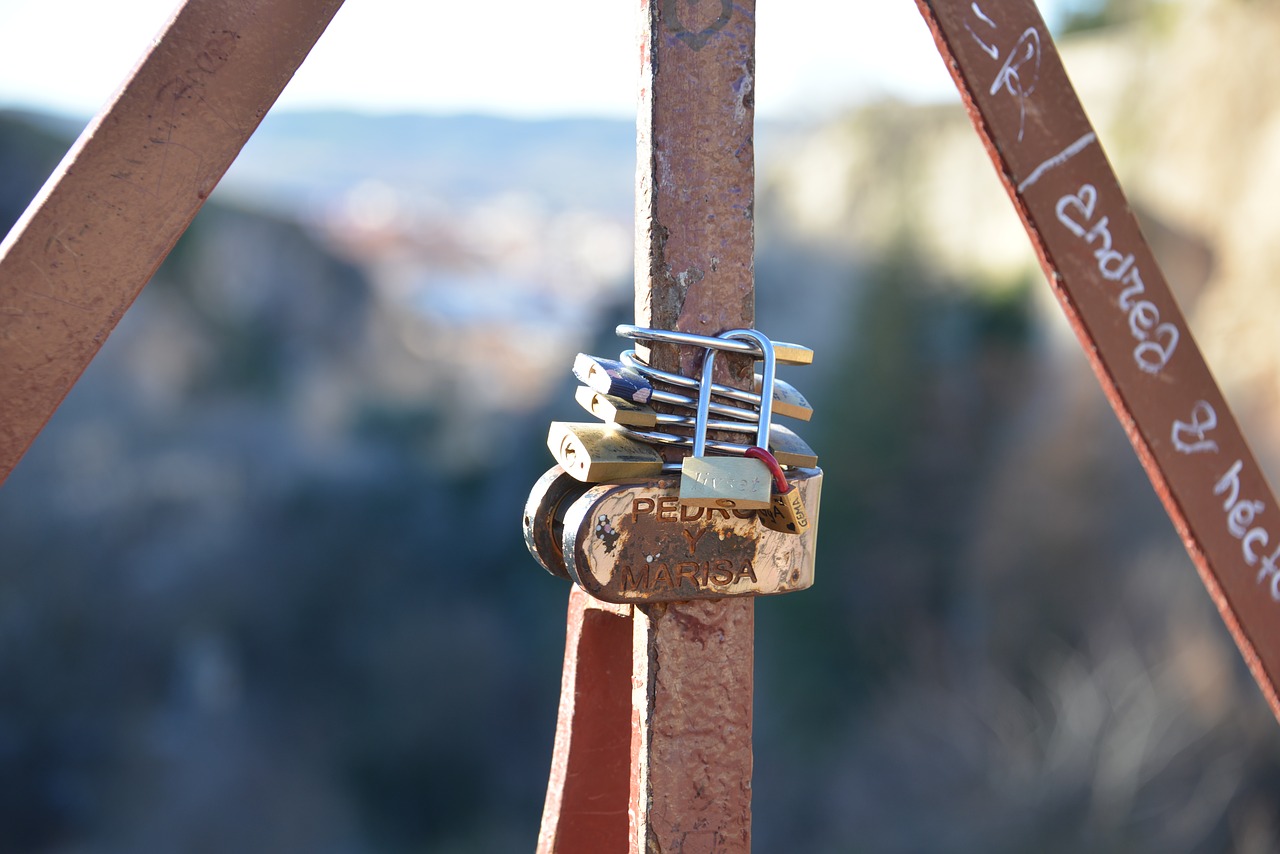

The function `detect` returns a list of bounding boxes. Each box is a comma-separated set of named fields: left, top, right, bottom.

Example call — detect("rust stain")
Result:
left=563, top=472, right=820, bottom=605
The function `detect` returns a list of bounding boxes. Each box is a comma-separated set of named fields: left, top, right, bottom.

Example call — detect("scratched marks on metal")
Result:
left=562, top=470, right=821, bottom=603
left=921, top=0, right=1280, bottom=711
left=661, top=0, right=733, bottom=50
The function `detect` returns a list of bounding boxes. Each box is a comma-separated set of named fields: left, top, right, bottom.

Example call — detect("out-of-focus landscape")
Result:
left=5, top=1, right=1280, bottom=851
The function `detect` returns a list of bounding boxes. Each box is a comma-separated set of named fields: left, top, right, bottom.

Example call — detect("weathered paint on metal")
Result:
left=0, top=0, right=346, bottom=483
left=635, top=0, right=757, bottom=391
left=916, top=0, right=1280, bottom=719
left=630, top=1, right=758, bottom=851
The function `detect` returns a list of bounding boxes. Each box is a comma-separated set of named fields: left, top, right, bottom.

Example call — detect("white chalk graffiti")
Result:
left=965, top=3, right=1043, bottom=141
left=1056, top=183, right=1179, bottom=374
left=1171, top=400, right=1220, bottom=455
left=1215, top=459, right=1280, bottom=601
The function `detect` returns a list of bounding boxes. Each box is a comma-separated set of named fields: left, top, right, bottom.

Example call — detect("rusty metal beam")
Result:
left=916, top=0, right=1280, bottom=718
left=0, top=0, right=346, bottom=484
left=537, top=587, right=633, bottom=852
left=630, top=1, right=757, bottom=851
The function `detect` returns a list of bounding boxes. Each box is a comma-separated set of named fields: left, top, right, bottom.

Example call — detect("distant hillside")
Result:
left=221, top=111, right=638, bottom=216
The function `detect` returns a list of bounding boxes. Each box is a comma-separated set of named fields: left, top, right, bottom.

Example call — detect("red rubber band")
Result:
left=744, top=446, right=788, bottom=494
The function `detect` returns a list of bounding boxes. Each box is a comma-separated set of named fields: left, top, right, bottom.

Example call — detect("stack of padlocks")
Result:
left=523, top=325, right=822, bottom=603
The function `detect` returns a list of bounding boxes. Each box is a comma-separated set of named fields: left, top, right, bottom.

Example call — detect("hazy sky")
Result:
left=0, top=0, right=1075, bottom=120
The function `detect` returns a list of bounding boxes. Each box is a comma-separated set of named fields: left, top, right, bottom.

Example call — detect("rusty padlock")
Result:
left=560, top=467, right=822, bottom=604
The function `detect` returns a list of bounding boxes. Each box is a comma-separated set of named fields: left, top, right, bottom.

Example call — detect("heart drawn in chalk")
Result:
left=662, top=0, right=733, bottom=51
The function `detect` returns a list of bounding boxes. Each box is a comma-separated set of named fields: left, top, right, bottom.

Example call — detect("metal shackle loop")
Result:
left=616, top=324, right=769, bottom=357
left=690, top=329, right=775, bottom=458
left=619, top=350, right=764, bottom=423
left=723, top=329, right=775, bottom=450
left=620, top=349, right=762, bottom=412
left=690, top=347, right=719, bottom=459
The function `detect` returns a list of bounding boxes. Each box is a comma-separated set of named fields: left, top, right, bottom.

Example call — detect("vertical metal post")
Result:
left=0, top=0, right=345, bottom=483
left=631, top=2, right=757, bottom=851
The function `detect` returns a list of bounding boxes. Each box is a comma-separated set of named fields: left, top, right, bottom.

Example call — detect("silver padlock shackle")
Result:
left=618, top=323, right=813, bottom=365
left=617, top=324, right=767, bottom=357
left=628, top=363, right=766, bottom=423
left=619, top=349, right=765, bottom=413
left=726, top=329, right=775, bottom=446
left=623, top=426, right=761, bottom=455
left=651, top=411, right=762, bottom=434
left=691, top=329, right=775, bottom=458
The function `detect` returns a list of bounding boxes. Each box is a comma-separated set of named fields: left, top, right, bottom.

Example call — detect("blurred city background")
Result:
left=4, top=0, right=1280, bottom=851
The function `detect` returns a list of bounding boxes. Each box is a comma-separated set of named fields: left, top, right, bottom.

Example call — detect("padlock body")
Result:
left=758, top=483, right=812, bottom=536
left=548, top=422, right=665, bottom=482
left=679, top=456, right=773, bottom=510
left=574, top=386, right=659, bottom=427
left=523, top=465, right=592, bottom=580
left=563, top=468, right=822, bottom=603
left=572, top=354, right=653, bottom=403
left=768, top=424, right=818, bottom=468
left=755, top=375, right=813, bottom=421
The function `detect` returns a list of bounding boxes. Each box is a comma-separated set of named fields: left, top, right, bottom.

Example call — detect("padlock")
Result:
left=616, top=324, right=814, bottom=366
left=754, top=374, right=813, bottom=421
left=621, top=349, right=813, bottom=421
left=767, top=424, right=819, bottom=468
left=548, top=422, right=665, bottom=482
left=560, top=467, right=822, bottom=603
left=572, top=354, right=652, bottom=404
left=745, top=447, right=812, bottom=536
left=679, top=330, right=776, bottom=510
left=523, top=465, right=592, bottom=579
left=573, top=386, right=659, bottom=427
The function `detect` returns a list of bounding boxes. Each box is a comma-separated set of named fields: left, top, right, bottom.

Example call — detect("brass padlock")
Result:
left=754, top=373, right=813, bottom=422
left=768, top=424, right=819, bottom=468
left=523, top=465, right=593, bottom=579
left=561, top=468, right=822, bottom=603
left=678, top=331, right=776, bottom=510
left=548, top=422, right=665, bottom=483
left=572, top=354, right=652, bottom=403
left=745, top=447, right=813, bottom=536
left=760, top=484, right=812, bottom=535
left=573, top=386, right=659, bottom=427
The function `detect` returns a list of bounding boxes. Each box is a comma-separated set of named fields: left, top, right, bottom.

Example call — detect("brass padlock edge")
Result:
left=547, top=421, right=665, bottom=482
left=523, top=465, right=591, bottom=581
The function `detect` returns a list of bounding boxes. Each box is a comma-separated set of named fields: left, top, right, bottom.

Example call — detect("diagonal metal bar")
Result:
left=916, top=0, right=1280, bottom=718
left=537, top=587, right=633, bottom=852
left=0, top=0, right=346, bottom=484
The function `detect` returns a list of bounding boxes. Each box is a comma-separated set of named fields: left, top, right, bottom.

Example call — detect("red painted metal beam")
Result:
left=0, top=0, right=346, bottom=483
left=916, top=0, right=1280, bottom=719
left=537, top=588, right=633, bottom=853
